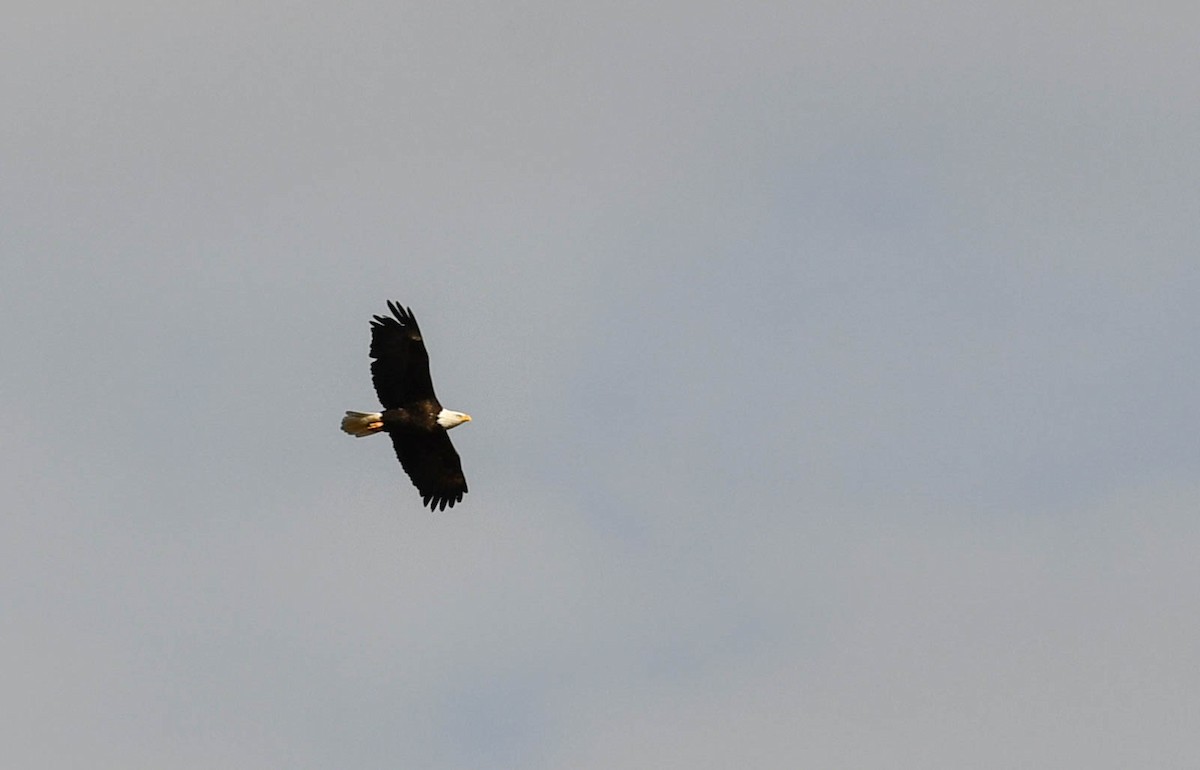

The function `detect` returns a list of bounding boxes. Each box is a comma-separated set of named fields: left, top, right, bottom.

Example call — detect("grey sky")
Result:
left=4, top=2, right=1199, bottom=768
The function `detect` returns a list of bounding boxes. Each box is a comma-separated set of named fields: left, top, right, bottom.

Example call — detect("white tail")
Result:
left=341, top=411, right=384, bottom=437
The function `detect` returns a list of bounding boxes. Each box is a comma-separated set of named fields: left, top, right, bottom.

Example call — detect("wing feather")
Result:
left=369, top=302, right=437, bottom=409
left=389, top=431, right=468, bottom=511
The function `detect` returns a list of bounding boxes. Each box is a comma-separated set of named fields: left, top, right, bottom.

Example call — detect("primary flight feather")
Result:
left=341, top=300, right=471, bottom=511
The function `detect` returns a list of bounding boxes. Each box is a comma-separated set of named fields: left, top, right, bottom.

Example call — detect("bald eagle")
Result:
left=341, top=301, right=471, bottom=511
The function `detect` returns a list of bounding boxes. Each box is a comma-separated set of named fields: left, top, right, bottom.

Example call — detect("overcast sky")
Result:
left=4, top=2, right=1199, bottom=768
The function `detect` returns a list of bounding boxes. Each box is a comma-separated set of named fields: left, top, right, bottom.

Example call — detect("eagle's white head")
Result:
left=436, top=409, right=472, bottom=430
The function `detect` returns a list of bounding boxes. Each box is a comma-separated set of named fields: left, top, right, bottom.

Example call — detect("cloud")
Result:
left=3, top=1, right=1198, bottom=767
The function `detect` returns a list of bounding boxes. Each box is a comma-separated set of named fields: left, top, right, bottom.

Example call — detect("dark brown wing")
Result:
left=389, top=431, right=468, bottom=511
left=369, top=301, right=438, bottom=409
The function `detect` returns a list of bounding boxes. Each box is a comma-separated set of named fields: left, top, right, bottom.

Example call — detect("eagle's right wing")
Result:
left=369, top=301, right=437, bottom=409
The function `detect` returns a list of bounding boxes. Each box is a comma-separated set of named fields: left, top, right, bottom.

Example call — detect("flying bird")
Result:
left=341, top=300, right=471, bottom=510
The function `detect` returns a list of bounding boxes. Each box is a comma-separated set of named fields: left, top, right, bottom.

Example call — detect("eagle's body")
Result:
left=341, top=301, right=471, bottom=511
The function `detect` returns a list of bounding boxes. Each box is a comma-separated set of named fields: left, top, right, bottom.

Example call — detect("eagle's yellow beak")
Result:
left=462, top=414, right=472, bottom=422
